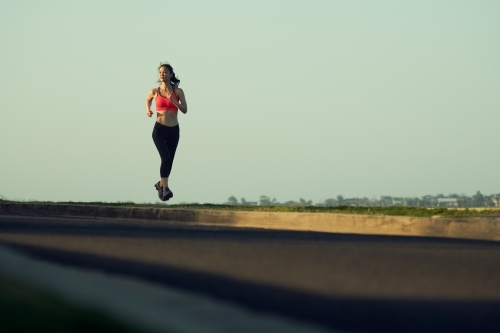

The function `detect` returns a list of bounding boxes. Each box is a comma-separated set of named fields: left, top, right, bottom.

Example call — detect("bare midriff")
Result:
left=156, top=111, right=179, bottom=127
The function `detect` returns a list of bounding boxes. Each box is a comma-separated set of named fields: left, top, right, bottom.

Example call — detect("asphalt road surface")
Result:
left=1, top=214, right=499, bottom=333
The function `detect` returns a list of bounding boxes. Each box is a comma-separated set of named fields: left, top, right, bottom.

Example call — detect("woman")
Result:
left=146, top=63, right=188, bottom=201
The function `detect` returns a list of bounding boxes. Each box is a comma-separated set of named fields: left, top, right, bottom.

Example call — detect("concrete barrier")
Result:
left=1, top=203, right=500, bottom=242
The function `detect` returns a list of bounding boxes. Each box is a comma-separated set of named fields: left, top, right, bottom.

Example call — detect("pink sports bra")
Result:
left=156, top=89, right=179, bottom=111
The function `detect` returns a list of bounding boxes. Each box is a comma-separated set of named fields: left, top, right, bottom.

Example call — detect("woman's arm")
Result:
left=171, top=88, right=188, bottom=114
left=145, top=88, right=156, bottom=117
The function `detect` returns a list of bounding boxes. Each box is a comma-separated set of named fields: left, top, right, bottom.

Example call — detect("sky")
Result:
left=1, top=0, right=499, bottom=204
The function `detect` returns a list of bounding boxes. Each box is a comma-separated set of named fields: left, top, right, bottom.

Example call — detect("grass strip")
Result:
left=0, top=274, right=154, bottom=333
left=2, top=198, right=500, bottom=217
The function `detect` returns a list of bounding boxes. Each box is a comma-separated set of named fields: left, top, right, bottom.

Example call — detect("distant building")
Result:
left=241, top=198, right=258, bottom=206
left=391, top=197, right=407, bottom=206
left=492, top=195, right=500, bottom=207
left=343, top=198, right=359, bottom=206
left=484, top=194, right=500, bottom=207
left=283, top=201, right=303, bottom=206
left=380, top=196, right=393, bottom=206
left=437, top=198, right=458, bottom=207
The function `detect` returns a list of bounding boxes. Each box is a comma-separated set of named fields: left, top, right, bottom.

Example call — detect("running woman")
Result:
left=146, top=63, right=188, bottom=201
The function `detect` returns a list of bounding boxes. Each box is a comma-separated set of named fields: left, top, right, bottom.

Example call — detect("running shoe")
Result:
left=154, top=182, right=167, bottom=201
left=163, top=188, right=173, bottom=201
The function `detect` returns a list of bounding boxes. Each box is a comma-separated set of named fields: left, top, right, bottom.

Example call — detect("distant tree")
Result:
left=227, top=196, right=238, bottom=205
left=324, top=198, right=337, bottom=207
left=337, top=195, right=344, bottom=205
left=436, top=194, right=444, bottom=198
left=472, top=191, right=484, bottom=207
left=299, top=198, right=313, bottom=206
left=421, top=195, right=433, bottom=207
left=241, top=198, right=247, bottom=206
left=359, top=197, right=370, bottom=206
left=457, top=194, right=471, bottom=207
left=260, top=195, right=272, bottom=206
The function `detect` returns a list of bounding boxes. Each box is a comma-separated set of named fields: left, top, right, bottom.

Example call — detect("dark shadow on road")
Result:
left=1, top=241, right=499, bottom=333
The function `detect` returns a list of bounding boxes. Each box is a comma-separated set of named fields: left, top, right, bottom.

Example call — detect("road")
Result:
left=1, top=214, right=499, bottom=333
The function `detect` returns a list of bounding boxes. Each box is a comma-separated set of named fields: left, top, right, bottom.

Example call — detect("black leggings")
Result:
left=152, top=122, right=180, bottom=178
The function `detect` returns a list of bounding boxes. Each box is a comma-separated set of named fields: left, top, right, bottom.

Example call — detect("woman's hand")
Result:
left=168, top=92, right=176, bottom=102
left=146, top=109, right=153, bottom=117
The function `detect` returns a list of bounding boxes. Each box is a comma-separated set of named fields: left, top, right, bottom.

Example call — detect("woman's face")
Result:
left=158, top=66, right=172, bottom=82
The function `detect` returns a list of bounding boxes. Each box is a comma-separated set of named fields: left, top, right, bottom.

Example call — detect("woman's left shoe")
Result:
left=154, top=182, right=167, bottom=201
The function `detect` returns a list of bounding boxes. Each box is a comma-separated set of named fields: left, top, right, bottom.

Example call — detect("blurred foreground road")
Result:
left=1, top=214, right=499, bottom=333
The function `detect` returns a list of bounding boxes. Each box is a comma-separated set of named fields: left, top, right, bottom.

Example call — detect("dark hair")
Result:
left=158, top=62, right=180, bottom=87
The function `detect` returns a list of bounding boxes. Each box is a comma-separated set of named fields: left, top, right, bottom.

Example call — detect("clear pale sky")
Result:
left=1, top=1, right=499, bottom=204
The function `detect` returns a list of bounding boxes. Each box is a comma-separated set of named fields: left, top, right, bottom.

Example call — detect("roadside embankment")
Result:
left=1, top=203, right=499, bottom=242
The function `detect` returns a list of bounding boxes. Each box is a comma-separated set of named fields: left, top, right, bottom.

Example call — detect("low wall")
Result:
left=1, top=203, right=499, bottom=242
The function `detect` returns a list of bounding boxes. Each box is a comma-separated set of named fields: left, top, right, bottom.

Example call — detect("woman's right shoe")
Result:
left=163, top=188, right=173, bottom=201
left=154, top=182, right=167, bottom=201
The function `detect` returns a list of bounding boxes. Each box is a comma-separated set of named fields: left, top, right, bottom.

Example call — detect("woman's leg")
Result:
left=164, top=126, right=180, bottom=182
left=152, top=124, right=179, bottom=189
left=152, top=125, right=172, bottom=189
